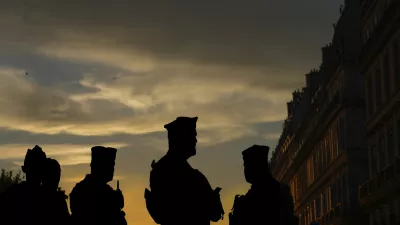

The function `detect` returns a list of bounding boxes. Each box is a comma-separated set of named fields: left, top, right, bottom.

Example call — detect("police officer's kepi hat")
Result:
left=91, top=146, right=117, bottom=163
left=164, top=116, right=198, bottom=132
left=24, top=145, right=47, bottom=166
left=242, top=145, right=270, bottom=163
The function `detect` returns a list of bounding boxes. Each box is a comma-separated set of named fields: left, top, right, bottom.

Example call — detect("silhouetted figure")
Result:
left=145, top=117, right=224, bottom=225
left=229, top=145, right=297, bottom=225
left=42, top=158, right=70, bottom=225
left=69, top=146, right=127, bottom=225
left=0, top=145, right=47, bottom=225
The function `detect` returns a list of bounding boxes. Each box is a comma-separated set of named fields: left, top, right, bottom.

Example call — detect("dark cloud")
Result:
left=0, top=2, right=345, bottom=223
left=0, top=128, right=145, bottom=145
left=1, top=0, right=342, bottom=70
left=0, top=159, right=20, bottom=171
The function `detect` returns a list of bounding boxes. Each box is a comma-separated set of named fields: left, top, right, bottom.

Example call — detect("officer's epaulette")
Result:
left=151, top=160, right=157, bottom=169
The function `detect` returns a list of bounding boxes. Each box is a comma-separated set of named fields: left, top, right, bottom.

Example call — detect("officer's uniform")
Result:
left=229, top=145, right=297, bottom=225
left=145, top=117, right=224, bottom=225
left=0, top=146, right=47, bottom=225
left=70, top=146, right=126, bottom=225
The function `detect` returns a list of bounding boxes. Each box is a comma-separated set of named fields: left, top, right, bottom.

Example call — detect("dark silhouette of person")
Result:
left=229, top=145, right=297, bottom=225
left=42, top=158, right=70, bottom=225
left=0, top=145, right=47, bottom=225
left=69, top=146, right=127, bottom=225
left=145, top=116, right=224, bottom=225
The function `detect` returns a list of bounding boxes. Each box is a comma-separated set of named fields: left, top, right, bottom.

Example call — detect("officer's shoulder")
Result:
left=71, top=178, right=88, bottom=193
left=192, top=169, right=209, bottom=183
left=151, top=156, right=172, bottom=173
left=193, top=168, right=206, bottom=176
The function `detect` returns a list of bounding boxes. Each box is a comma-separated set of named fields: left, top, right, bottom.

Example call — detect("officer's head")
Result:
left=22, top=145, right=47, bottom=185
left=165, top=116, right=198, bottom=159
left=242, top=145, right=270, bottom=184
left=90, top=146, right=117, bottom=183
left=42, top=158, right=61, bottom=191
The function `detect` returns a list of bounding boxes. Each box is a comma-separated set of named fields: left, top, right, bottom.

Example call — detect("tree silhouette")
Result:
left=0, top=169, right=24, bottom=194
left=0, top=168, right=67, bottom=199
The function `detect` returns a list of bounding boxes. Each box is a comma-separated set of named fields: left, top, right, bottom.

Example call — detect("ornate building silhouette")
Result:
left=270, top=1, right=369, bottom=224
left=358, top=0, right=400, bottom=224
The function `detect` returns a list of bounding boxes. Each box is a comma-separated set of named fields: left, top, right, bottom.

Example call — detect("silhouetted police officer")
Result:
left=0, top=145, right=47, bottom=225
left=145, top=116, right=224, bottom=225
left=42, top=158, right=70, bottom=225
left=69, top=146, right=127, bottom=225
left=229, top=145, right=297, bottom=225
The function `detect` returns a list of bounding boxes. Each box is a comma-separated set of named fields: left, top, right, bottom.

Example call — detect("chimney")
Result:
left=321, top=44, right=332, bottom=65
left=287, top=101, right=293, bottom=116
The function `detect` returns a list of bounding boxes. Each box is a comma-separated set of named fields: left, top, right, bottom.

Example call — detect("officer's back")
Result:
left=70, top=146, right=126, bottom=225
left=229, top=145, right=297, bottom=225
left=145, top=117, right=224, bottom=225
left=0, top=146, right=47, bottom=225
left=42, top=158, right=70, bottom=225
left=150, top=153, right=213, bottom=224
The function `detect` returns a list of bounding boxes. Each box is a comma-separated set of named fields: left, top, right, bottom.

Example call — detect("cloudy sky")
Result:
left=0, top=0, right=343, bottom=224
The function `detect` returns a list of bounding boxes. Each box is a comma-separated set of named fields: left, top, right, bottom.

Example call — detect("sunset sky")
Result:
left=0, top=1, right=343, bottom=224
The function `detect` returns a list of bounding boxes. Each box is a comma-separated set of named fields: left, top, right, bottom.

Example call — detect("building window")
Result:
left=343, top=170, right=348, bottom=206
left=321, top=146, right=324, bottom=173
left=307, top=158, right=313, bottom=186
left=327, top=187, right=332, bottom=211
left=371, top=145, right=378, bottom=176
left=313, top=200, right=317, bottom=220
left=338, top=117, right=345, bottom=151
left=324, top=141, right=329, bottom=169
left=291, top=180, right=296, bottom=203
left=314, top=150, right=319, bottom=178
left=331, top=128, right=336, bottom=159
left=315, top=195, right=321, bottom=218
left=335, top=122, right=339, bottom=156
left=388, top=129, right=395, bottom=164
left=375, top=68, right=383, bottom=108
left=367, top=75, right=375, bottom=117
left=331, top=181, right=337, bottom=206
left=398, top=121, right=400, bottom=157
left=394, top=40, right=400, bottom=89
left=326, top=137, right=331, bottom=165
left=321, top=193, right=325, bottom=215
left=383, top=53, right=391, bottom=98
left=337, top=177, right=342, bottom=203
left=379, top=136, right=387, bottom=170
left=311, top=156, right=314, bottom=183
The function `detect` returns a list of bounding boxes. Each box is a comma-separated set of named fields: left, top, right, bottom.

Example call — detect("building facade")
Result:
left=270, top=1, right=369, bottom=225
left=358, top=0, right=400, bottom=224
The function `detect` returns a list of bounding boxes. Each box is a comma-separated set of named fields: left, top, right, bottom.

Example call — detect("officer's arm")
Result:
left=195, top=170, right=224, bottom=222
left=147, top=168, right=171, bottom=223
left=70, top=187, right=94, bottom=224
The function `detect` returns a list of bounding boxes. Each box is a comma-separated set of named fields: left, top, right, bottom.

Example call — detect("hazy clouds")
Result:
left=0, top=1, right=343, bottom=224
